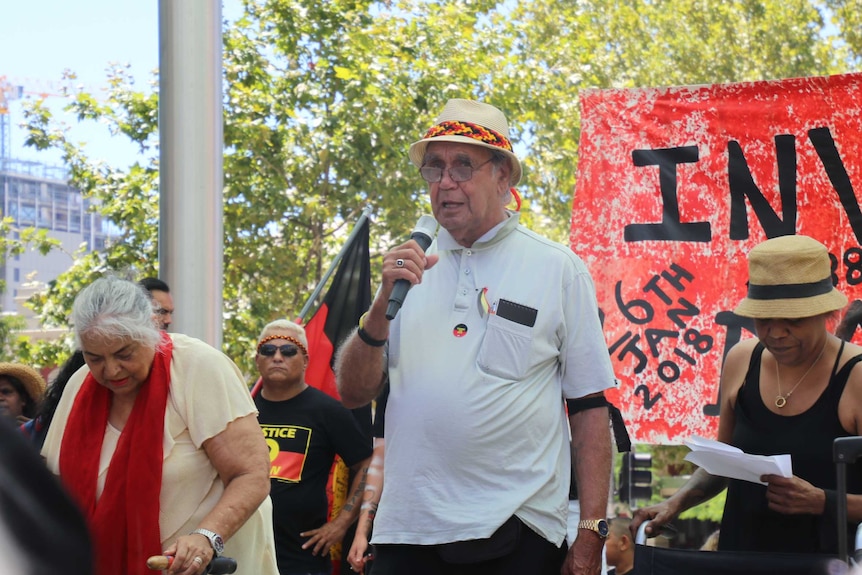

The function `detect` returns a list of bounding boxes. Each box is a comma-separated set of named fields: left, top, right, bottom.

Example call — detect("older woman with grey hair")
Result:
left=42, top=276, right=278, bottom=575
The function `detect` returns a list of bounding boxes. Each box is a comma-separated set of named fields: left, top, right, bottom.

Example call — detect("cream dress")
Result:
left=42, top=333, right=278, bottom=575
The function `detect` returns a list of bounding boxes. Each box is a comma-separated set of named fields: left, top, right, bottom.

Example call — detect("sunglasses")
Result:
left=258, top=344, right=300, bottom=357
left=419, top=156, right=494, bottom=183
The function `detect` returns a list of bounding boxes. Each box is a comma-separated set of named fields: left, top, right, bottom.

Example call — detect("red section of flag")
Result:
left=572, top=73, right=862, bottom=445
left=304, top=302, right=338, bottom=398
left=270, top=451, right=305, bottom=482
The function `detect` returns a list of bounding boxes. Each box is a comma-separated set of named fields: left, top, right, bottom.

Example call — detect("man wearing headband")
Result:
left=632, top=235, right=862, bottom=555
left=254, top=319, right=372, bottom=575
left=336, top=99, right=615, bottom=575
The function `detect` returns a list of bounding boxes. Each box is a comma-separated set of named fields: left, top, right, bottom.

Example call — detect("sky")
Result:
left=0, top=0, right=241, bottom=168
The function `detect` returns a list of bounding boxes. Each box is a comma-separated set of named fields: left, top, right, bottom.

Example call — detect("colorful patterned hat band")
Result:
left=423, top=120, right=513, bottom=152
left=257, top=334, right=308, bottom=357
left=408, top=100, right=522, bottom=185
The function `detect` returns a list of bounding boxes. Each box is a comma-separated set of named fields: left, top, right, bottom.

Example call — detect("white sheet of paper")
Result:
left=683, top=436, right=792, bottom=485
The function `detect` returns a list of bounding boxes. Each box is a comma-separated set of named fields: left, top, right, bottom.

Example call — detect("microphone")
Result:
left=386, top=215, right=438, bottom=320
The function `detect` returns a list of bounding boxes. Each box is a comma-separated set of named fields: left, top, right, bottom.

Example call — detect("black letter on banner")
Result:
left=667, top=298, right=699, bottom=329
left=625, top=146, right=711, bottom=242
left=635, top=385, right=662, bottom=410
left=645, top=328, right=679, bottom=358
left=728, top=135, right=797, bottom=240
left=703, top=311, right=755, bottom=416
left=846, top=248, right=862, bottom=286
left=662, top=263, right=694, bottom=292
left=809, top=127, right=862, bottom=245
left=614, top=334, right=649, bottom=374
left=615, top=281, right=654, bottom=324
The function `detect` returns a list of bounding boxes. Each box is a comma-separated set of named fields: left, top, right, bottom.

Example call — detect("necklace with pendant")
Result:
left=774, top=339, right=828, bottom=408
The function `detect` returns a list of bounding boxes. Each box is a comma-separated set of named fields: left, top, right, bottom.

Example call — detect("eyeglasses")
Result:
left=258, top=344, right=300, bottom=357
left=419, top=156, right=494, bottom=183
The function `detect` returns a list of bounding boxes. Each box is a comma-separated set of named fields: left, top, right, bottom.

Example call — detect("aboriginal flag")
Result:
left=303, top=217, right=372, bottom=404
left=299, top=217, right=373, bottom=575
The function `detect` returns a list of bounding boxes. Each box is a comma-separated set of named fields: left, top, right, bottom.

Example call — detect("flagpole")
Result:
left=297, top=205, right=373, bottom=323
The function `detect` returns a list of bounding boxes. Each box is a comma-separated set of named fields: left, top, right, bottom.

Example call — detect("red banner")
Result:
left=571, top=72, right=862, bottom=445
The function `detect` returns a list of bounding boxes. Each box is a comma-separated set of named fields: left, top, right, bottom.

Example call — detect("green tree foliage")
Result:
left=499, top=0, right=843, bottom=238
left=826, top=0, right=862, bottom=64
left=0, top=313, right=26, bottom=361
left=12, top=0, right=862, bottom=384
left=218, top=0, right=512, bottom=363
left=0, top=197, right=65, bottom=363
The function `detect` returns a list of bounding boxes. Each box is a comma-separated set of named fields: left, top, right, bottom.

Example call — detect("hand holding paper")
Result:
left=683, top=436, right=792, bottom=485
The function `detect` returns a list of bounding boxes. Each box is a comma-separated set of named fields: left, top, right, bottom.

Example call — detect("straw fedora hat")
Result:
left=0, top=362, right=46, bottom=405
left=734, top=235, right=848, bottom=319
left=408, top=99, right=522, bottom=185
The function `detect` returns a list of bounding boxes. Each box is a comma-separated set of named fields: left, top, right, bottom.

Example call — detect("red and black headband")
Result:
left=423, top=120, right=513, bottom=152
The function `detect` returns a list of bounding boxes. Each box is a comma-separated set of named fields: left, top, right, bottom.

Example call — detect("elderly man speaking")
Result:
left=336, top=99, right=616, bottom=575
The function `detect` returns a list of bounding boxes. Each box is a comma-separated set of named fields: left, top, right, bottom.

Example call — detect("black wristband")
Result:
left=566, top=397, right=632, bottom=453
left=357, top=326, right=387, bottom=347
left=566, top=396, right=608, bottom=414
left=357, top=312, right=387, bottom=347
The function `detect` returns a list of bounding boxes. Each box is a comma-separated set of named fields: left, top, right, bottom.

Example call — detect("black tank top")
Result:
left=719, top=341, right=862, bottom=554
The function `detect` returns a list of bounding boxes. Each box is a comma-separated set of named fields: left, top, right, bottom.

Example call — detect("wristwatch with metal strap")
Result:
left=578, top=518, right=610, bottom=538
left=190, top=528, right=225, bottom=556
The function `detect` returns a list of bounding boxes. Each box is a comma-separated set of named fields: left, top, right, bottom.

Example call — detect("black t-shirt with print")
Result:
left=256, top=386, right=372, bottom=574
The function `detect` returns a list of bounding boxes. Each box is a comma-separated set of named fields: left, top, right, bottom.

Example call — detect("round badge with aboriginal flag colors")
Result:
left=453, top=324, right=468, bottom=337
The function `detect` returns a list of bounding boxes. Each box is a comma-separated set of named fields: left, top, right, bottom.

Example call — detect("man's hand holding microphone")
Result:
left=338, top=215, right=438, bottom=409
left=382, top=214, right=439, bottom=320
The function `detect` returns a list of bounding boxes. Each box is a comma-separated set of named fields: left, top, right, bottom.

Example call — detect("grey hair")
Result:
left=488, top=150, right=514, bottom=186
left=71, top=276, right=162, bottom=350
left=258, top=319, right=308, bottom=348
left=489, top=149, right=508, bottom=168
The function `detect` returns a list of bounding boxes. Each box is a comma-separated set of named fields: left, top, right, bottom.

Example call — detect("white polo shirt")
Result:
left=373, top=212, right=615, bottom=547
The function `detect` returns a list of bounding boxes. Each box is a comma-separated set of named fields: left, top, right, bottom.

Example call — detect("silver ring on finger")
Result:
left=193, top=556, right=204, bottom=566
left=395, top=258, right=405, bottom=268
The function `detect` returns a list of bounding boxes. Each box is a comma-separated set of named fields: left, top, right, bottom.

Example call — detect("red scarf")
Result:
left=60, top=334, right=173, bottom=575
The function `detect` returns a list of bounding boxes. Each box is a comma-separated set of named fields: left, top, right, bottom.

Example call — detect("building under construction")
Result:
left=0, top=158, right=112, bottom=322
left=0, top=102, right=116, bottom=343
left=0, top=76, right=113, bottom=331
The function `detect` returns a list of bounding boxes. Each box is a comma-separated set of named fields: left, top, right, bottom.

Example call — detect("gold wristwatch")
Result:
left=578, top=518, right=610, bottom=538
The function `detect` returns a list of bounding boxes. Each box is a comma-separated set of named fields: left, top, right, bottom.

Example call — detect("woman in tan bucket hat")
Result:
left=0, top=362, right=46, bottom=423
left=633, top=234, right=862, bottom=555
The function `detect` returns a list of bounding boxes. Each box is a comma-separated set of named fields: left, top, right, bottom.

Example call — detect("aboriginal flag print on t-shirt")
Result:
left=262, top=424, right=312, bottom=482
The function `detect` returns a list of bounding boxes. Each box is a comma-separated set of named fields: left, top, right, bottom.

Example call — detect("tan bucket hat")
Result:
left=0, top=362, right=46, bottom=405
left=408, top=99, right=522, bottom=185
left=734, top=235, right=848, bottom=319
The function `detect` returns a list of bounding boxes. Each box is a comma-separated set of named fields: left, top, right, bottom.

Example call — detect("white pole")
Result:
left=158, top=0, right=223, bottom=346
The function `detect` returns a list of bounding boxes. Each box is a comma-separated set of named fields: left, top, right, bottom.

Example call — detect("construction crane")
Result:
left=0, top=75, right=81, bottom=161
left=0, top=76, right=24, bottom=160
